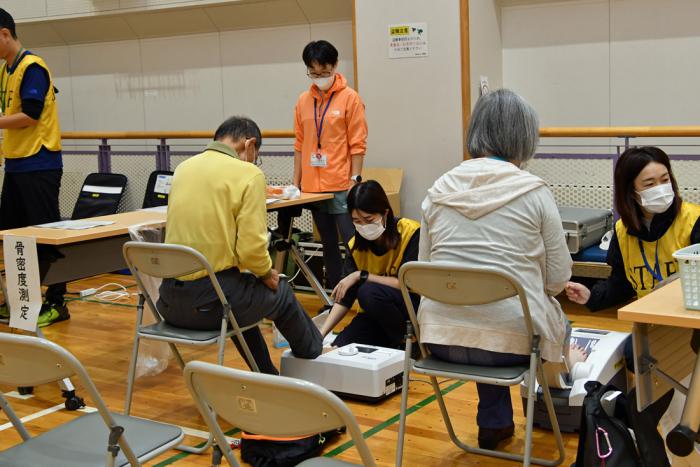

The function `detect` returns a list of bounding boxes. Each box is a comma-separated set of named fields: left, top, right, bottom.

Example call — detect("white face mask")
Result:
left=636, top=182, right=674, bottom=214
left=312, top=75, right=334, bottom=91
left=354, top=219, right=385, bottom=241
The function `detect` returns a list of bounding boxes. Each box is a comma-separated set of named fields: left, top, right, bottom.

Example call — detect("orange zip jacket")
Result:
left=294, top=73, right=368, bottom=193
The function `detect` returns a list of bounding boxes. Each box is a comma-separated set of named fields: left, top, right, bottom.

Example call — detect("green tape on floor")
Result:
left=324, top=380, right=465, bottom=458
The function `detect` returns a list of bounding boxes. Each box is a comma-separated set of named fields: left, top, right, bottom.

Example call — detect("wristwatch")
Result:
left=359, top=270, right=369, bottom=285
left=351, top=174, right=362, bottom=183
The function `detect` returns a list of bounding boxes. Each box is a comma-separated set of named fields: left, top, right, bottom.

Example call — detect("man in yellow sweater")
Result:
left=158, top=116, right=322, bottom=374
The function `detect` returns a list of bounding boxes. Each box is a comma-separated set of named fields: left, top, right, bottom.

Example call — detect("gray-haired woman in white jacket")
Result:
left=418, top=89, right=572, bottom=450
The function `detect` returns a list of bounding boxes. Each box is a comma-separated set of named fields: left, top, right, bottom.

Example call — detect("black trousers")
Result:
left=158, top=268, right=323, bottom=375
left=333, top=282, right=420, bottom=349
left=0, top=170, right=66, bottom=305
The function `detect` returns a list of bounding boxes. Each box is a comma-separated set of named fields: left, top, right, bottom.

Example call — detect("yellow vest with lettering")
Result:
left=1, top=54, right=62, bottom=158
left=350, top=218, right=420, bottom=277
left=616, top=202, right=700, bottom=297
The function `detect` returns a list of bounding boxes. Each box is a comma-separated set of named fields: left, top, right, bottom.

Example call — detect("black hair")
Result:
left=614, top=146, right=681, bottom=234
left=347, top=180, right=400, bottom=252
left=0, top=9, right=16, bottom=39
left=302, top=40, right=338, bottom=68
left=214, top=116, right=262, bottom=150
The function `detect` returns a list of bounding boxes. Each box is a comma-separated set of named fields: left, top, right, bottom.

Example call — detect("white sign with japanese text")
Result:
left=388, top=22, right=428, bottom=59
left=4, top=235, right=42, bottom=331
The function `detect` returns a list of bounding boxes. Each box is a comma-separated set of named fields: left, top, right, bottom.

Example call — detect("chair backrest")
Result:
left=399, top=261, right=535, bottom=341
left=0, top=333, right=141, bottom=462
left=123, top=241, right=230, bottom=316
left=123, top=241, right=214, bottom=280
left=184, top=361, right=376, bottom=467
left=71, top=172, right=128, bottom=220
left=142, top=170, right=174, bottom=209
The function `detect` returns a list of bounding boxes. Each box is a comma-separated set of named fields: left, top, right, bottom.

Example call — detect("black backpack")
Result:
left=574, top=381, right=672, bottom=467
left=240, top=428, right=343, bottom=467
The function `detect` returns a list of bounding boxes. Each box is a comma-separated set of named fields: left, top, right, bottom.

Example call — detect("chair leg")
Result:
left=536, top=362, right=566, bottom=466
left=395, top=335, right=413, bottom=467
left=0, top=393, right=30, bottom=441
left=523, top=353, right=538, bottom=467
left=176, top=434, right=214, bottom=454
left=169, top=342, right=186, bottom=369
left=123, top=333, right=142, bottom=415
left=431, top=375, right=472, bottom=452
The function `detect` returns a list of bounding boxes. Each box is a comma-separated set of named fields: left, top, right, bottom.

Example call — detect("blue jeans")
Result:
left=427, top=343, right=529, bottom=429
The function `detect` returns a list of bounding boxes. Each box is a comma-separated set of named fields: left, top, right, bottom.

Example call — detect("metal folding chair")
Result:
left=122, top=241, right=262, bottom=454
left=183, top=360, right=377, bottom=467
left=395, top=261, right=566, bottom=467
left=0, top=332, right=183, bottom=467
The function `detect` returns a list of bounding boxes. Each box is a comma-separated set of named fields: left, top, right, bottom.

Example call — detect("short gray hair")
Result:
left=214, top=116, right=262, bottom=150
left=466, top=89, right=539, bottom=164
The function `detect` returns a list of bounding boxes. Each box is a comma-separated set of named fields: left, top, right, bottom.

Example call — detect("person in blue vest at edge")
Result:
left=0, top=8, right=68, bottom=326
left=319, top=180, right=420, bottom=349
left=566, top=146, right=700, bottom=311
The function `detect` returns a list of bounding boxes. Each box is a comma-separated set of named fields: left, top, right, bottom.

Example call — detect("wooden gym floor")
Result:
left=0, top=273, right=630, bottom=466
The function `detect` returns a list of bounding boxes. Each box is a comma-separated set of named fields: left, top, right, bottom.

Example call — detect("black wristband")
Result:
left=359, top=270, right=369, bottom=285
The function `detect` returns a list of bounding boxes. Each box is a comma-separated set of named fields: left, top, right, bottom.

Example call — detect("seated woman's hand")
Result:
left=565, top=281, right=591, bottom=305
left=332, top=271, right=360, bottom=303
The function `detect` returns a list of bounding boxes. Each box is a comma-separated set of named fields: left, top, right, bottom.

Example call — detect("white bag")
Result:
left=128, top=222, right=171, bottom=378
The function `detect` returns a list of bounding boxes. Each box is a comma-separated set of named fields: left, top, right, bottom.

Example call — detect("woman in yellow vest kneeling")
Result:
left=319, top=180, right=420, bottom=349
left=566, top=146, right=700, bottom=310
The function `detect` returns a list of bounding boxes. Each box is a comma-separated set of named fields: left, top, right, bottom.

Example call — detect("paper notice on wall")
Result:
left=3, top=235, right=42, bottom=331
left=388, top=22, right=428, bottom=59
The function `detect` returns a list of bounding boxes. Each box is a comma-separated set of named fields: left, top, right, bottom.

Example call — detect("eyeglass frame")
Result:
left=306, top=70, right=334, bottom=79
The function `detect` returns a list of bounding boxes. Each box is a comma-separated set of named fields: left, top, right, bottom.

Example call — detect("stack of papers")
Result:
left=36, top=220, right=115, bottom=230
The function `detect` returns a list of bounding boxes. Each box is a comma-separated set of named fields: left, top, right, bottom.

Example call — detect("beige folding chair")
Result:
left=183, top=360, right=377, bottom=467
left=122, top=241, right=262, bottom=454
left=0, top=332, right=183, bottom=467
left=395, top=261, right=565, bottom=467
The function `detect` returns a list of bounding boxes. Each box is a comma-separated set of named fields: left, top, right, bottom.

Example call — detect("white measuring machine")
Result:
left=521, top=327, right=630, bottom=432
left=280, top=344, right=405, bottom=402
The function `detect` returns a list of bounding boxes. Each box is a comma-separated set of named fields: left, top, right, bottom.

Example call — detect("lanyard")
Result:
left=1, top=48, right=26, bottom=113
left=638, top=238, right=663, bottom=282
left=313, top=92, right=335, bottom=150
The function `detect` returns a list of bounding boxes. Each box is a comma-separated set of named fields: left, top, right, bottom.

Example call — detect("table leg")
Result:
left=667, top=351, right=700, bottom=456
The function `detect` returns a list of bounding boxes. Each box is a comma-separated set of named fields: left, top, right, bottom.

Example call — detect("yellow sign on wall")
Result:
left=388, top=22, right=428, bottom=59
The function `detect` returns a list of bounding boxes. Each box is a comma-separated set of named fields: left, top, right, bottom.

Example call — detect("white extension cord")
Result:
left=79, top=283, right=132, bottom=302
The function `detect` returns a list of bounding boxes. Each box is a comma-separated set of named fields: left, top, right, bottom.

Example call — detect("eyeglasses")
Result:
left=306, top=70, right=333, bottom=79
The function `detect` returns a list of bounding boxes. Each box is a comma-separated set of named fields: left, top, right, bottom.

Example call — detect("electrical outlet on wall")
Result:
left=480, top=76, right=490, bottom=96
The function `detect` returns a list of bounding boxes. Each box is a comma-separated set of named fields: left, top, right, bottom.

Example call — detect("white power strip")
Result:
left=80, top=288, right=97, bottom=298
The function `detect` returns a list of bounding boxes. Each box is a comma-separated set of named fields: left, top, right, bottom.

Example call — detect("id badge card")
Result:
left=311, top=152, right=328, bottom=168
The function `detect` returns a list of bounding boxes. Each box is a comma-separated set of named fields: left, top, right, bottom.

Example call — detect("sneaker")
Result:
left=0, top=303, right=8, bottom=319
left=37, top=303, right=70, bottom=328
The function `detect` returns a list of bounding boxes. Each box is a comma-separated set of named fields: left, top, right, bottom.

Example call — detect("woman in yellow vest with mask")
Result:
left=567, top=146, right=700, bottom=309
left=319, top=180, right=420, bottom=348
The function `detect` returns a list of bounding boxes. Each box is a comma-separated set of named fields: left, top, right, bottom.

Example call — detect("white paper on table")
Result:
left=266, top=198, right=281, bottom=205
left=140, top=205, right=168, bottom=213
left=3, top=235, right=42, bottom=331
left=35, top=220, right=115, bottom=230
